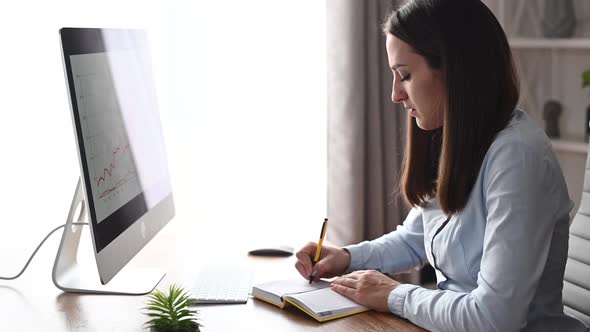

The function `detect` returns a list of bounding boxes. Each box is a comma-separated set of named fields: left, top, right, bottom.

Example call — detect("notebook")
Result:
left=252, top=279, right=369, bottom=322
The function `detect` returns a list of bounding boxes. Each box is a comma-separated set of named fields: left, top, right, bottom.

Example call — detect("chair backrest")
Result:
left=563, top=148, right=590, bottom=326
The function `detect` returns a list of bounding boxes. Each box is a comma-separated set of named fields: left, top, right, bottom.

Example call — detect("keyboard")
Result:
left=188, top=266, right=253, bottom=304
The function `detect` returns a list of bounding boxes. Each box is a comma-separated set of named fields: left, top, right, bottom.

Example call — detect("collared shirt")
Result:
left=345, top=110, right=589, bottom=332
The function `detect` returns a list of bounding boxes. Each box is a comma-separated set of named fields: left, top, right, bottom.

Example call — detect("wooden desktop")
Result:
left=0, top=222, right=425, bottom=331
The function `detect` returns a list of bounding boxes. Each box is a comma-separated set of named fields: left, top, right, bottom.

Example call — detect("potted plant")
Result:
left=143, top=284, right=202, bottom=332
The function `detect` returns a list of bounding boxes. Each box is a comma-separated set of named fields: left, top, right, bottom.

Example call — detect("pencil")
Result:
left=309, top=218, right=328, bottom=284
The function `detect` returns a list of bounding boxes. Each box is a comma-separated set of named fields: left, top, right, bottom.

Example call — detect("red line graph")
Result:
left=98, top=169, right=136, bottom=198
left=95, top=143, right=136, bottom=198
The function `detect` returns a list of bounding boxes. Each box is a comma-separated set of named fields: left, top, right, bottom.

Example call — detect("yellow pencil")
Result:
left=309, top=218, right=328, bottom=284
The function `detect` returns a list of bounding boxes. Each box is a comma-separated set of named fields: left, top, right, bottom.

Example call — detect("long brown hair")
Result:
left=384, top=0, right=519, bottom=215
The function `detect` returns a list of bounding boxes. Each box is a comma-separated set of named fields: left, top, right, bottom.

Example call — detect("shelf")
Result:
left=550, top=139, right=588, bottom=154
left=509, top=38, right=590, bottom=49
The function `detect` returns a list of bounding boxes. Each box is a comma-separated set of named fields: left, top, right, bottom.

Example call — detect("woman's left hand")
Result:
left=330, top=270, right=402, bottom=312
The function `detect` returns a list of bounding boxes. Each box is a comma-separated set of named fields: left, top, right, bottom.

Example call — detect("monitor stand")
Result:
left=52, top=178, right=165, bottom=295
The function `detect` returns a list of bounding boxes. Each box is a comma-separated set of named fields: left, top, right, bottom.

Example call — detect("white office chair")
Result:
left=563, top=145, right=590, bottom=326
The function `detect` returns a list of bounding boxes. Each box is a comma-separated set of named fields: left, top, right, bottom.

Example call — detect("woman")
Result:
left=295, top=0, right=588, bottom=331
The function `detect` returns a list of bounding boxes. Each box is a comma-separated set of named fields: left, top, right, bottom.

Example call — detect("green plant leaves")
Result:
left=583, top=70, right=590, bottom=88
left=143, top=284, right=201, bottom=332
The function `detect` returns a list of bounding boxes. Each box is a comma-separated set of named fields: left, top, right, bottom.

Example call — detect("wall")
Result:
left=0, top=0, right=327, bottom=271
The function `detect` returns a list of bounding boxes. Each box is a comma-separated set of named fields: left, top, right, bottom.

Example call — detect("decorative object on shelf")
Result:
left=543, top=100, right=562, bottom=138
left=584, top=69, right=590, bottom=142
left=143, top=284, right=202, bottom=332
left=542, top=0, right=576, bottom=38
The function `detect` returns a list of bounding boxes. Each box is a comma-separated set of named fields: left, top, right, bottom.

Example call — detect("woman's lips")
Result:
left=409, top=108, right=417, bottom=116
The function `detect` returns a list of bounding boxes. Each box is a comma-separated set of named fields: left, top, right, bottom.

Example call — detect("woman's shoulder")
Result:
left=478, top=108, right=565, bottom=187
left=486, top=109, right=552, bottom=161
left=477, top=108, right=573, bottom=222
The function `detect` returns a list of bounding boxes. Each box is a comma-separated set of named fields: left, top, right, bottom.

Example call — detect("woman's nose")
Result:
left=391, top=82, right=407, bottom=104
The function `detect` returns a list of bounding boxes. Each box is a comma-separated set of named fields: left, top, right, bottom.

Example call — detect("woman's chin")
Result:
left=415, top=118, right=439, bottom=131
left=416, top=116, right=442, bottom=131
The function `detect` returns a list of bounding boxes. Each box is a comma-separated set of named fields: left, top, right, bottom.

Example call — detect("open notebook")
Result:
left=252, top=279, right=369, bottom=322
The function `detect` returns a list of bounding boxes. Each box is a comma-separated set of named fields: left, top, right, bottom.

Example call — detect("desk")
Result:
left=0, top=223, right=426, bottom=331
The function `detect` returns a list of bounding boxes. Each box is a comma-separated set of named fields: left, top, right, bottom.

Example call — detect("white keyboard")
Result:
left=188, top=266, right=253, bottom=304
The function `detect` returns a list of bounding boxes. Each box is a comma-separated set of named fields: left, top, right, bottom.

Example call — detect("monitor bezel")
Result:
left=60, top=27, right=174, bottom=284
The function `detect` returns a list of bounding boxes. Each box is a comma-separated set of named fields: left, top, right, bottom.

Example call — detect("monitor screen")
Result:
left=60, top=28, right=173, bottom=284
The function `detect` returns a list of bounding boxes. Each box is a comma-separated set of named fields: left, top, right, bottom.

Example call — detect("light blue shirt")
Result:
left=345, top=110, right=589, bottom=331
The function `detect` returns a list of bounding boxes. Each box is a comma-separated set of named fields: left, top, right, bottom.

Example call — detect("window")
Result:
left=164, top=1, right=327, bottom=246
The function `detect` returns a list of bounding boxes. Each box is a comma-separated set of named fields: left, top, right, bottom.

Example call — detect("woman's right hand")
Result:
left=294, top=242, right=351, bottom=282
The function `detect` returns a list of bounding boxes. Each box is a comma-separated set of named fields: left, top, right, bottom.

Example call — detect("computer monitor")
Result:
left=53, top=28, right=173, bottom=294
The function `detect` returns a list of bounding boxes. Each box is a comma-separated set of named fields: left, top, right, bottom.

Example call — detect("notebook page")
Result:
left=256, top=279, right=330, bottom=297
left=286, top=287, right=366, bottom=317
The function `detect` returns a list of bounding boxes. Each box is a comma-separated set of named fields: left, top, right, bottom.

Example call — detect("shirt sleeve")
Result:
left=388, top=140, right=568, bottom=332
left=343, top=207, right=427, bottom=274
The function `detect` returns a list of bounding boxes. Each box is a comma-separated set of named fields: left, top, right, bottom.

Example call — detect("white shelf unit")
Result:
left=509, top=38, right=590, bottom=49
left=550, top=138, right=588, bottom=154
left=509, top=38, right=590, bottom=154
left=497, top=0, right=590, bottom=155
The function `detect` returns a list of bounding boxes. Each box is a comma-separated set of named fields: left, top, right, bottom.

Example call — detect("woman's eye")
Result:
left=400, top=74, right=411, bottom=81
